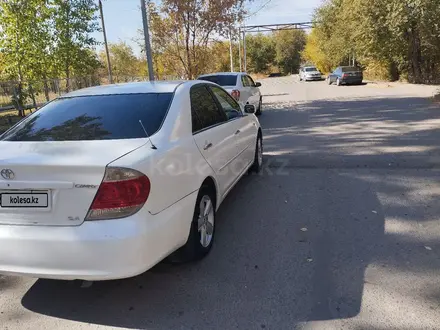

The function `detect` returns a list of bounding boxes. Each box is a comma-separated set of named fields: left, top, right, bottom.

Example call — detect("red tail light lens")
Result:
left=231, top=89, right=240, bottom=101
left=342, top=74, right=348, bottom=78
left=86, top=167, right=150, bottom=221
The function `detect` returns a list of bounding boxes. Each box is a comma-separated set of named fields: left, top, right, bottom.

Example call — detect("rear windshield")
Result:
left=342, top=67, right=360, bottom=72
left=305, top=67, right=318, bottom=72
left=198, top=75, right=238, bottom=86
left=0, top=93, right=173, bottom=141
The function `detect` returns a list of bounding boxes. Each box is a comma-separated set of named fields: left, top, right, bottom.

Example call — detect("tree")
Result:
left=275, top=30, right=306, bottom=75
left=51, top=0, right=100, bottom=91
left=246, top=34, right=276, bottom=73
left=302, top=29, right=333, bottom=74
left=0, top=0, right=52, bottom=114
left=99, top=42, right=146, bottom=81
left=148, top=0, right=253, bottom=79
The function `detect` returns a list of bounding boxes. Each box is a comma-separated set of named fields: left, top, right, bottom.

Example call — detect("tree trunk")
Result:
left=389, top=61, right=400, bottom=81
left=65, top=65, right=71, bottom=93
left=29, top=84, right=37, bottom=111
left=185, top=12, right=192, bottom=79
left=408, top=25, right=423, bottom=84
left=44, top=79, right=50, bottom=101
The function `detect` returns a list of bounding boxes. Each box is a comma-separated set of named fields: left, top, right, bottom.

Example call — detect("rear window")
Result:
left=305, top=67, right=318, bottom=72
left=342, top=67, right=360, bottom=72
left=198, top=75, right=238, bottom=86
left=0, top=93, right=173, bottom=141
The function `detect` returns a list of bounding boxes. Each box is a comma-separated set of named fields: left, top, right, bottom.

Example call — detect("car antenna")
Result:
left=139, top=120, right=157, bottom=150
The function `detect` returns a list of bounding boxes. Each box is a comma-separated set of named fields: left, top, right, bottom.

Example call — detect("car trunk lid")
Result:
left=0, top=139, right=146, bottom=226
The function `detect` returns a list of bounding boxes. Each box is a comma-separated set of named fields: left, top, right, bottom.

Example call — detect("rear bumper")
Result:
left=341, top=77, right=363, bottom=84
left=0, top=190, right=197, bottom=280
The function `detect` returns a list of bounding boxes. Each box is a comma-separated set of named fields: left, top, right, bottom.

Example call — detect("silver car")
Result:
left=299, top=66, right=323, bottom=81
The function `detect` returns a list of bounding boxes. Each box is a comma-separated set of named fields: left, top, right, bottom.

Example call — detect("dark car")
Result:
left=327, top=66, right=363, bottom=86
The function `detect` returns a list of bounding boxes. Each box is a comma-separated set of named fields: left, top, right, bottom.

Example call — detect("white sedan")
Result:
left=0, top=81, right=263, bottom=280
left=198, top=72, right=263, bottom=115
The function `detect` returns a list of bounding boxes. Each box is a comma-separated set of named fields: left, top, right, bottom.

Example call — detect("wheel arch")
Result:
left=201, top=176, right=219, bottom=210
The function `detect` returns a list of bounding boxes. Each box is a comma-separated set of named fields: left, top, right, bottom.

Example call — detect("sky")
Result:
left=93, top=0, right=323, bottom=55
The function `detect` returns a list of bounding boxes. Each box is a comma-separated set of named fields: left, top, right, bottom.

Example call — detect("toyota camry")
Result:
left=0, top=80, right=263, bottom=280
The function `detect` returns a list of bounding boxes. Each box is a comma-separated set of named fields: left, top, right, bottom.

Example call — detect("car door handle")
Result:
left=203, top=142, right=213, bottom=150
left=235, top=130, right=241, bottom=135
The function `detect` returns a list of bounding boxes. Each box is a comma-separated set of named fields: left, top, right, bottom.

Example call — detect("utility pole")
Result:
left=229, top=30, right=234, bottom=72
left=238, top=27, right=242, bottom=72
left=243, top=30, right=247, bottom=72
left=140, top=0, right=155, bottom=81
left=99, top=0, right=113, bottom=84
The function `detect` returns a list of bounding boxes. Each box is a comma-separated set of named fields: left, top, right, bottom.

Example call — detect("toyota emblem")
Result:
left=1, top=169, right=15, bottom=180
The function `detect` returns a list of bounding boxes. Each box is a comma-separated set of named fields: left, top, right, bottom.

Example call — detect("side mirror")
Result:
left=244, top=104, right=256, bottom=114
left=226, top=110, right=241, bottom=120
left=255, top=82, right=262, bottom=87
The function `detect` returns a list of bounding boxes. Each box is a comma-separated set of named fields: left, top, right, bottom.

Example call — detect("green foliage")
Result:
left=52, top=0, right=100, bottom=87
left=0, top=0, right=100, bottom=84
left=246, top=34, right=276, bottom=73
left=0, top=0, right=52, bottom=82
left=275, top=30, right=306, bottom=75
left=99, top=42, right=146, bottom=80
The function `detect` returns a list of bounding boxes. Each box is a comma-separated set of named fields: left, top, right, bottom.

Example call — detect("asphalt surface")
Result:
left=1, top=76, right=440, bottom=329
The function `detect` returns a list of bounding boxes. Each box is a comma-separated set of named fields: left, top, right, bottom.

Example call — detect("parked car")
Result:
left=197, top=72, right=263, bottom=115
left=299, top=66, right=323, bottom=81
left=0, top=81, right=263, bottom=281
left=327, top=66, right=363, bottom=86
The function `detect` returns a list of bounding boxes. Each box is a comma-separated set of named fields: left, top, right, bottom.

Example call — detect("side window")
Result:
left=247, top=75, right=256, bottom=87
left=209, top=86, right=242, bottom=119
left=190, top=85, right=227, bottom=133
left=241, top=75, right=250, bottom=87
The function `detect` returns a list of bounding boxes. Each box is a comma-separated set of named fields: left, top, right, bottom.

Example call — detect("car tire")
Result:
left=336, top=78, right=341, bottom=86
left=250, top=133, right=263, bottom=173
left=168, top=186, right=216, bottom=263
left=256, top=98, right=263, bottom=116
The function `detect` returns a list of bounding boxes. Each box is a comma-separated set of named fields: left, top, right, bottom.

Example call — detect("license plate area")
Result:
left=0, top=191, right=50, bottom=209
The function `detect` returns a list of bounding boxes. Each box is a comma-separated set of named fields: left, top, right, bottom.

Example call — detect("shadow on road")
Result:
left=261, top=96, right=440, bottom=169
left=20, top=96, right=440, bottom=329
left=21, top=170, right=386, bottom=329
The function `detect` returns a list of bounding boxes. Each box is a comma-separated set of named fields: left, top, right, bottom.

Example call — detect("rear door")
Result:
left=191, top=85, right=239, bottom=194
left=209, top=85, right=256, bottom=171
left=246, top=75, right=261, bottom=108
left=330, top=67, right=341, bottom=82
left=0, top=93, right=172, bottom=226
left=240, top=74, right=253, bottom=106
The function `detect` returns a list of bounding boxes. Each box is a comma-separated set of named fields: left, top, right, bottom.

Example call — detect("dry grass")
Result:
left=250, top=73, right=269, bottom=80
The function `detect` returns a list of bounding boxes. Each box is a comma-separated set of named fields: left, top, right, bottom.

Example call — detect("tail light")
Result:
left=86, top=167, right=151, bottom=221
left=231, top=89, right=240, bottom=101
left=342, top=73, right=348, bottom=78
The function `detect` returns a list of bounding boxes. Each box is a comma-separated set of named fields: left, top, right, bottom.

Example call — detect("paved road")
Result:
left=1, top=77, right=440, bottom=329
